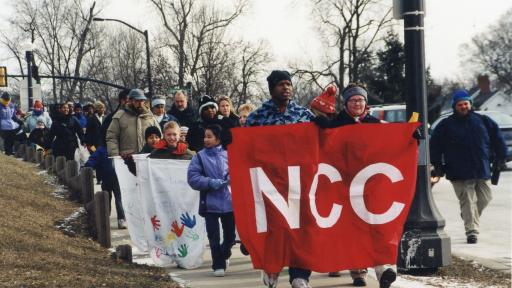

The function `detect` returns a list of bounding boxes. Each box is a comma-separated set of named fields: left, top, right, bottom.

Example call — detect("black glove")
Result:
left=412, top=127, right=424, bottom=140
left=121, top=154, right=137, bottom=176
left=312, top=116, right=330, bottom=128
left=431, top=165, right=445, bottom=178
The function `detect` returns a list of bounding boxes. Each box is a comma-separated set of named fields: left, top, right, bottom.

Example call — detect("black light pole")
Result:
left=397, top=0, right=451, bottom=272
left=93, top=17, right=154, bottom=99
left=25, top=50, right=34, bottom=109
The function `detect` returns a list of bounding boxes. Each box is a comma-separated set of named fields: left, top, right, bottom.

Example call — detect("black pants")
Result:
left=204, top=212, right=236, bottom=270
left=101, top=170, right=125, bottom=220
left=0, top=129, right=19, bottom=155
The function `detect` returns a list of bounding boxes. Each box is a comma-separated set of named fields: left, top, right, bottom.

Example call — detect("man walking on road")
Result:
left=430, top=89, right=507, bottom=244
left=245, top=70, right=314, bottom=288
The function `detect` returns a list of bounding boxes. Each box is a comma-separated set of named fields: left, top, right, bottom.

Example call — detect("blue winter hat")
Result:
left=267, top=70, right=292, bottom=92
left=128, top=88, right=147, bottom=100
left=451, top=89, right=472, bottom=107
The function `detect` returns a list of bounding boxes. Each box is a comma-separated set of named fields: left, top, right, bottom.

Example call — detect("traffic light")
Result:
left=0, top=66, right=7, bottom=87
left=31, top=65, right=40, bottom=84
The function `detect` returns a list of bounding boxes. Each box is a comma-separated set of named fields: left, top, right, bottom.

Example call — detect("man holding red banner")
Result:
left=245, top=70, right=315, bottom=288
left=314, top=83, right=397, bottom=288
left=230, top=75, right=419, bottom=287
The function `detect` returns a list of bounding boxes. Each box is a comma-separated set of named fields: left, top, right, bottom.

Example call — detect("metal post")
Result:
left=25, top=50, right=34, bottom=109
left=398, top=0, right=451, bottom=272
left=144, top=30, right=153, bottom=100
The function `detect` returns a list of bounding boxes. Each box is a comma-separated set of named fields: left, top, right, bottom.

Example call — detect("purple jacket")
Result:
left=187, top=145, right=232, bottom=213
left=0, top=102, right=20, bottom=131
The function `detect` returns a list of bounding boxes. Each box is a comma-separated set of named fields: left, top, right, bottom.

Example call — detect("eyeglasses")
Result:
left=347, top=99, right=366, bottom=104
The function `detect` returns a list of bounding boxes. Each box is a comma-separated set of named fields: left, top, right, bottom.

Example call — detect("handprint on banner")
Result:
left=180, top=212, right=196, bottom=228
left=185, top=231, right=199, bottom=241
left=151, top=215, right=161, bottom=231
left=177, top=244, right=189, bottom=258
left=171, top=220, right=185, bottom=237
left=166, top=232, right=177, bottom=243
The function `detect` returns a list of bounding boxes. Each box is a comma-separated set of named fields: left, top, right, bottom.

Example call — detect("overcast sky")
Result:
left=1, top=0, right=511, bottom=82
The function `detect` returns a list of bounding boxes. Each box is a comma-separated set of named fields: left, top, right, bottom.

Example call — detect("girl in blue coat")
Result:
left=187, top=124, right=234, bottom=277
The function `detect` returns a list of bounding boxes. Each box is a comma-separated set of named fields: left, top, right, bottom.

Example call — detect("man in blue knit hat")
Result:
left=430, top=89, right=507, bottom=244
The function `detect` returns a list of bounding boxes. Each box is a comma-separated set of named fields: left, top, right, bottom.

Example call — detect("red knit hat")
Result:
left=33, top=100, right=43, bottom=110
left=310, top=84, right=337, bottom=114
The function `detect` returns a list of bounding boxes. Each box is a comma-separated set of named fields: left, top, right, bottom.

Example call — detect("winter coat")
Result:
left=85, top=146, right=116, bottom=189
left=28, top=127, right=50, bottom=148
left=25, top=111, right=52, bottom=132
left=218, top=113, right=240, bottom=128
left=155, top=113, right=178, bottom=131
left=106, top=104, right=160, bottom=156
left=245, top=99, right=315, bottom=127
left=0, top=102, right=21, bottom=131
left=320, top=109, right=381, bottom=128
left=167, top=105, right=197, bottom=128
left=187, top=145, right=232, bottom=214
left=84, top=114, right=105, bottom=148
left=74, top=113, right=87, bottom=129
left=186, top=117, right=232, bottom=152
left=148, top=140, right=195, bottom=159
left=46, top=112, right=83, bottom=155
left=430, top=111, right=507, bottom=181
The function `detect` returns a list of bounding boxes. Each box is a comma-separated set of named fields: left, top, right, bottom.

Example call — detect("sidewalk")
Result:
left=430, top=168, right=512, bottom=274
left=105, top=168, right=512, bottom=287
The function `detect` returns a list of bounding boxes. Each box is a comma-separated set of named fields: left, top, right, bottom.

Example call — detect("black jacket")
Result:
left=46, top=113, right=83, bottom=154
left=85, top=114, right=105, bottom=148
left=167, top=105, right=197, bottom=128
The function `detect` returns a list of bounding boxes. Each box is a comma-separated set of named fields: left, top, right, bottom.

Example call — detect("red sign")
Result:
left=228, top=122, right=419, bottom=273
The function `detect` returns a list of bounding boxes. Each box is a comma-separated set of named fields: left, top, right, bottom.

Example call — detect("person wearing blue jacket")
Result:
left=0, top=92, right=24, bottom=155
left=187, top=124, right=234, bottom=278
left=430, top=89, right=507, bottom=244
left=84, top=146, right=126, bottom=229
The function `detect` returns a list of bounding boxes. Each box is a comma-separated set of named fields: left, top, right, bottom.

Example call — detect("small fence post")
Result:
left=95, top=191, right=111, bottom=248
left=35, top=149, right=44, bottom=165
left=65, top=160, right=79, bottom=199
left=55, top=156, right=67, bottom=181
left=23, top=145, right=33, bottom=161
left=45, top=155, right=55, bottom=173
left=15, top=143, right=26, bottom=158
left=81, top=167, right=95, bottom=205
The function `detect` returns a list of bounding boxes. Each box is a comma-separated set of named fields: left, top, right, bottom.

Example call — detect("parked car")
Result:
left=430, top=110, right=512, bottom=162
left=369, top=104, right=407, bottom=123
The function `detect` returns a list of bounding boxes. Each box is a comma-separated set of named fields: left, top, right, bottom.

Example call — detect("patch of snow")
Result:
left=55, top=207, right=85, bottom=235
left=168, top=272, right=190, bottom=288
left=36, top=170, right=47, bottom=175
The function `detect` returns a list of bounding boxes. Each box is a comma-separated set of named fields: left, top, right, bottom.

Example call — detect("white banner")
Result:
left=134, top=155, right=205, bottom=269
left=114, top=156, right=149, bottom=252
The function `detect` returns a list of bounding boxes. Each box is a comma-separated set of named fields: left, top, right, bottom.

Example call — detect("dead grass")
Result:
left=0, top=154, right=179, bottom=288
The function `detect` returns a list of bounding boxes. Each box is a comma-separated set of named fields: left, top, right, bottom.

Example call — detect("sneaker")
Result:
left=213, top=269, right=225, bottom=277
left=379, top=268, right=396, bottom=288
left=240, top=243, right=249, bottom=255
left=353, top=277, right=367, bottom=286
left=328, top=271, right=341, bottom=277
left=291, top=278, right=312, bottom=288
left=467, top=234, right=478, bottom=244
left=262, top=271, right=279, bottom=288
left=117, top=219, right=127, bottom=229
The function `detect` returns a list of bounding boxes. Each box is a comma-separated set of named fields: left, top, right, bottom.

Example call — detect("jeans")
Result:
left=102, top=171, right=125, bottom=220
left=204, top=212, right=236, bottom=270
left=289, top=267, right=311, bottom=283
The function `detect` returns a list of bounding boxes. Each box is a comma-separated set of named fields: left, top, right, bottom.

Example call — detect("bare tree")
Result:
left=149, top=0, right=246, bottom=89
left=461, top=8, right=512, bottom=93
left=292, top=0, right=392, bottom=103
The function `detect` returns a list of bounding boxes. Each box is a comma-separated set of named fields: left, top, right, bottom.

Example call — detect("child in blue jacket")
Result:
left=187, top=124, right=234, bottom=277
left=85, top=146, right=126, bottom=229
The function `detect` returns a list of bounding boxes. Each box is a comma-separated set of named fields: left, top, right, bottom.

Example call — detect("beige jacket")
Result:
left=106, top=105, right=160, bottom=156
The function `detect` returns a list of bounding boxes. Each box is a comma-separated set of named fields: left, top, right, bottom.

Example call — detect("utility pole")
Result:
left=396, top=0, right=451, bottom=272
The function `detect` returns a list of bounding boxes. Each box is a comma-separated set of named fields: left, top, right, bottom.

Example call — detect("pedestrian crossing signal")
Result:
left=0, top=66, right=7, bottom=87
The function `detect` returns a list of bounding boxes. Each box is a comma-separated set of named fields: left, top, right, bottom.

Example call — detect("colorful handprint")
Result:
left=177, top=244, right=188, bottom=258
left=171, top=220, right=185, bottom=237
left=151, top=215, right=161, bottom=231
left=180, top=212, right=196, bottom=228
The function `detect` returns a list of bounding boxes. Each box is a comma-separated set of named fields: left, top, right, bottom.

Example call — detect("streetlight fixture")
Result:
left=93, top=17, right=154, bottom=99
left=397, top=0, right=451, bottom=272
left=22, top=41, right=36, bottom=109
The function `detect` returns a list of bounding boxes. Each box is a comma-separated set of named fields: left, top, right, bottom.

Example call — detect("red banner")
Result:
left=228, top=122, right=419, bottom=273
